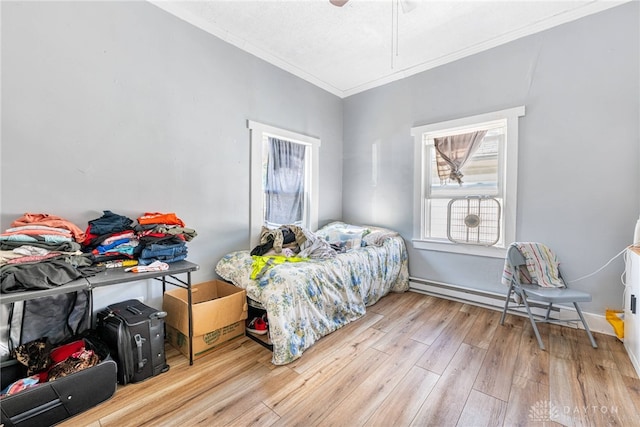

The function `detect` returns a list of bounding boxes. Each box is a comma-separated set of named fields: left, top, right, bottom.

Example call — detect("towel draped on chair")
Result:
left=501, top=242, right=565, bottom=288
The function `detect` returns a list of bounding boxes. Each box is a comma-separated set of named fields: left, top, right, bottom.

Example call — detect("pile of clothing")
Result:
left=80, top=210, right=196, bottom=266
left=82, top=210, right=139, bottom=264
left=134, top=212, right=196, bottom=265
left=248, top=225, right=337, bottom=280
left=0, top=213, right=93, bottom=293
left=0, top=210, right=197, bottom=293
left=1, top=337, right=101, bottom=397
left=250, top=225, right=337, bottom=259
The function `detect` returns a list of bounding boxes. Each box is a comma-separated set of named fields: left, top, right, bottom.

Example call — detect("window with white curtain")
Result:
left=264, top=136, right=307, bottom=228
left=247, top=120, right=320, bottom=248
left=411, top=106, right=525, bottom=258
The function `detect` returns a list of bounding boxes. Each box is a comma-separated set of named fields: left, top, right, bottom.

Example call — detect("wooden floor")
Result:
left=60, top=291, right=640, bottom=427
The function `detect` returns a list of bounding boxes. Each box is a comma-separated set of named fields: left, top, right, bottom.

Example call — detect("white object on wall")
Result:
left=625, top=248, right=640, bottom=377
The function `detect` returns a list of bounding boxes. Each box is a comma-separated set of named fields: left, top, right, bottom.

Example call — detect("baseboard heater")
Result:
left=408, top=277, right=566, bottom=322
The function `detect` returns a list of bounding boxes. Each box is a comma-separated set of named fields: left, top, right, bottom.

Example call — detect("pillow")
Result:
left=316, top=222, right=369, bottom=251
left=361, top=229, right=399, bottom=247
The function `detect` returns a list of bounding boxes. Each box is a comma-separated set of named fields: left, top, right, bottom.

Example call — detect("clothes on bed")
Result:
left=251, top=225, right=337, bottom=259
left=216, top=222, right=410, bottom=365
left=362, top=229, right=400, bottom=247
left=251, top=225, right=305, bottom=256
left=298, top=228, right=337, bottom=259
left=250, top=255, right=308, bottom=280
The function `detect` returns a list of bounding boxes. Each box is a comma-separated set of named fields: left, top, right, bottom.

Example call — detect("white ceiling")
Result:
left=150, top=0, right=628, bottom=98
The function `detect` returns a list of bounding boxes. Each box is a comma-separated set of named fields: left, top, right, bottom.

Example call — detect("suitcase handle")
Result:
left=127, top=305, right=143, bottom=316
left=134, top=334, right=148, bottom=370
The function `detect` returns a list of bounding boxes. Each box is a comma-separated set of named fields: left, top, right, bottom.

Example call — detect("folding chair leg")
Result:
left=522, top=296, right=546, bottom=350
left=500, top=283, right=514, bottom=325
left=573, top=302, right=598, bottom=348
left=545, top=303, right=553, bottom=321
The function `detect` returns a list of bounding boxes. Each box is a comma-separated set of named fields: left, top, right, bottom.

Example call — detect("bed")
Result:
left=214, top=222, right=409, bottom=365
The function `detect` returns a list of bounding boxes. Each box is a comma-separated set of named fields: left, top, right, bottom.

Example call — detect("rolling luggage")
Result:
left=96, top=299, right=169, bottom=385
left=0, top=336, right=117, bottom=427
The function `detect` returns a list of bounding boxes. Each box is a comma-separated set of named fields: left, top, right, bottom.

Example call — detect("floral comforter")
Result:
left=215, top=226, right=409, bottom=365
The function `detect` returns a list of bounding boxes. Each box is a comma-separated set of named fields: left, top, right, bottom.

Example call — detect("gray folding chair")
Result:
left=500, top=244, right=597, bottom=350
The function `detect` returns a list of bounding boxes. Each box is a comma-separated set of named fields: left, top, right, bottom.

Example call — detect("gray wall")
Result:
left=2, top=1, right=638, bottom=317
left=342, top=2, right=640, bottom=314
left=1, top=1, right=343, bottom=309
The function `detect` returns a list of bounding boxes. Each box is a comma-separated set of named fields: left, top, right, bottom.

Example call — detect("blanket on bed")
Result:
left=215, top=223, right=409, bottom=364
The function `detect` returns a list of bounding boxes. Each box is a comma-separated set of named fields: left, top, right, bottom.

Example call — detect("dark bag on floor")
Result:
left=96, top=300, right=169, bottom=385
left=2, top=291, right=91, bottom=362
left=0, top=335, right=117, bottom=427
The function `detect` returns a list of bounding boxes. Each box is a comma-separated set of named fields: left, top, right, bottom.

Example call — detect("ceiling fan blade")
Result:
left=330, top=0, right=349, bottom=7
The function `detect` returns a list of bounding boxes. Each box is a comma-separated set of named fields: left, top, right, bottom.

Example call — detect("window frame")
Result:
left=247, top=120, right=320, bottom=249
left=411, top=106, right=525, bottom=258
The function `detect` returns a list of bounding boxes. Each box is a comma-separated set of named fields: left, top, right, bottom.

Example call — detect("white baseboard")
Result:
left=409, top=278, right=616, bottom=337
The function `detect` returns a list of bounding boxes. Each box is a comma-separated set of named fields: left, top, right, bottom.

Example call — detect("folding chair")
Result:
left=500, top=243, right=597, bottom=350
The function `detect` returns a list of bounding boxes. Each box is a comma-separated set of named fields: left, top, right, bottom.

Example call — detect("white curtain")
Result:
left=434, top=130, right=487, bottom=184
left=265, top=137, right=306, bottom=226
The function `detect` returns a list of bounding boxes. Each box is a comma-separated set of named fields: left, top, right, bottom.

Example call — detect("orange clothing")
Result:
left=137, top=212, right=185, bottom=227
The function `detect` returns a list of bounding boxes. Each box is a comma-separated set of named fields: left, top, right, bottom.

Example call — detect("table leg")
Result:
left=187, top=271, right=193, bottom=365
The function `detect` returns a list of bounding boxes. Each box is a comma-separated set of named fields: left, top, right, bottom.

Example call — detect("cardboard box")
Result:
left=163, top=280, right=248, bottom=360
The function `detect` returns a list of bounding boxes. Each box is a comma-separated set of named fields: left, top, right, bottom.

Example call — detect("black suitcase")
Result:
left=96, top=299, right=169, bottom=385
left=0, top=337, right=117, bottom=427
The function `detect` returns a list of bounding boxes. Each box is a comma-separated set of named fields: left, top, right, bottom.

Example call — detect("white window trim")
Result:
left=247, top=120, right=320, bottom=248
left=411, top=106, right=525, bottom=258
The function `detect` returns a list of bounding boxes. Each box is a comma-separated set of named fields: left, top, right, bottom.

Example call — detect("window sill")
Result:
left=412, top=239, right=507, bottom=258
